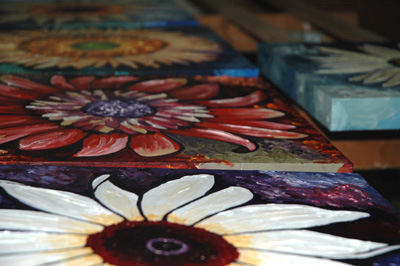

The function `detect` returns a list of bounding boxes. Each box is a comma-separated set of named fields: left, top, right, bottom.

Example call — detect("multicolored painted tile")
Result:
left=0, top=0, right=198, bottom=29
left=259, top=42, right=400, bottom=131
left=0, top=74, right=351, bottom=172
left=0, top=26, right=257, bottom=77
left=0, top=166, right=399, bottom=265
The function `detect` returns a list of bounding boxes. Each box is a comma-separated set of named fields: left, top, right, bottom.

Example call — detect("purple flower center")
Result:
left=146, top=237, right=189, bottom=256
left=82, top=99, right=156, bottom=118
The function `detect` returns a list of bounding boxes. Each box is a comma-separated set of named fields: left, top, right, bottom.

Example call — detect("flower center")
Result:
left=82, top=99, right=156, bottom=118
left=71, top=42, right=120, bottom=51
left=86, top=221, right=239, bottom=266
left=388, top=58, right=400, bottom=67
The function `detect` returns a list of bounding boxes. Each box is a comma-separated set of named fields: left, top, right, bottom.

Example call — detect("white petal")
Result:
left=168, top=186, right=253, bottom=225
left=359, top=44, right=400, bottom=59
left=141, top=174, right=214, bottom=221
left=92, top=174, right=111, bottom=188
left=196, top=204, right=369, bottom=234
left=383, top=73, right=400, bottom=87
left=48, top=253, right=104, bottom=266
left=0, top=231, right=87, bottom=254
left=0, top=247, right=96, bottom=266
left=0, top=180, right=123, bottom=226
left=225, top=230, right=387, bottom=259
left=362, top=68, right=400, bottom=84
left=0, top=209, right=103, bottom=234
left=94, top=180, right=143, bottom=221
left=238, top=249, right=350, bottom=266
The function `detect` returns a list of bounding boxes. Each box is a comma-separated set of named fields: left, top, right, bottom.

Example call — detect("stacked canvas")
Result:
left=0, top=1, right=398, bottom=265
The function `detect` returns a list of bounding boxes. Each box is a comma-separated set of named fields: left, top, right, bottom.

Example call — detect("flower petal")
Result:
left=130, top=133, right=180, bottom=157
left=141, top=174, right=214, bottom=221
left=198, top=91, right=267, bottom=108
left=69, top=76, right=95, bottom=90
left=168, top=186, right=253, bottom=225
left=198, top=122, right=307, bottom=139
left=19, top=128, right=87, bottom=150
left=92, top=76, right=139, bottom=89
left=0, top=115, right=48, bottom=129
left=50, top=75, right=77, bottom=91
left=128, top=78, right=187, bottom=93
left=0, top=231, right=87, bottom=254
left=169, top=83, right=219, bottom=100
left=210, top=108, right=285, bottom=120
left=0, top=180, right=123, bottom=226
left=0, top=123, right=60, bottom=145
left=205, top=119, right=296, bottom=130
left=196, top=204, right=369, bottom=234
left=168, top=128, right=257, bottom=151
left=94, top=179, right=143, bottom=222
left=361, top=67, right=400, bottom=84
left=0, top=75, right=60, bottom=94
left=74, top=133, right=128, bottom=157
left=48, top=253, right=104, bottom=266
left=0, top=209, right=103, bottom=234
left=238, top=249, right=350, bottom=266
left=225, top=230, right=387, bottom=259
left=383, top=72, right=400, bottom=87
left=0, top=83, right=41, bottom=100
left=0, top=248, right=99, bottom=266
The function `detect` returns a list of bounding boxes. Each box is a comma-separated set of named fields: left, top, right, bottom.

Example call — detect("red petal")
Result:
left=130, top=133, right=180, bottom=157
left=69, top=76, right=95, bottom=90
left=0, top=123, right=60, bottom=145
left=198, top=122, right=307, bottom=139
left=0, top=75, right=59, bottom=94
left=168, top=128, right=256, bottom=151
left=92, top=76, right=139, bottom=89
left=0, top=84, right=41, bottom=100
left=0, top=115, right=47, bottom=128
left=169, top=84, right=219, bottom=100
left=74, top=133, right=128, bottom=157
left=210, top=108, right=284, bottom=120
left=128, top=78, right=187, bottom=93
left=198, top=91, right=267, bottom=107
left=51, top=75, right=77, bottom=91
left=0, top=105, right=27, bottom=114
left=0, top=96, right=26, bottom=104
left=19, top=129, right=87, bottom=150
left=205, top=118, right=296, bottom=130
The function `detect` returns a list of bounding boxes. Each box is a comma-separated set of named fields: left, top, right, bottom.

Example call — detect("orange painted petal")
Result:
left=128, top=78, right=187, bottom=93
left=0, top=115, right=47, bottom=129
left=50, top=75, right=77, bottom=91
left=0, top=84, right=41, bottom=100
left=0, top=75, right=59, bottom=94
left=19, top=129, right=87, bottom=150
left=198, top=91, right=267, bottom=107
left=198, top=122, right=307, bottom=139
left=0, top=123, right=60, bottom=145
left=69, top=76, right=95, bottom=90
left=74, top=133, right=128, bottom=157
left=210, top=108, right=284, bottom=120
left=92, top=76, right=139, bottom=89
left=205, top=119, right=296, bottom=130
left=130, top=133, right=180, bottom=157
left=168, top=128, right=256, bottom=151
left=169, top=84, right=219, bottom=100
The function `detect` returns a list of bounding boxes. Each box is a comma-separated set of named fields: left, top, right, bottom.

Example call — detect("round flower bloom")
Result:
left=311, top=43, right=400, bottom=88
left=0, top=28, right=220, bottom=70
left=0, top=0, right=160, bottom=25
left=0, top=174, right=399, bottom=265
left=0, top=75, right=306, bottom=158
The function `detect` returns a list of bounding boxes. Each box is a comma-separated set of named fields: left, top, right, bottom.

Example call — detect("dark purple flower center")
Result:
left=82, top=99, right=156, bottom=118
left=86, top=221, right=239, bottom=266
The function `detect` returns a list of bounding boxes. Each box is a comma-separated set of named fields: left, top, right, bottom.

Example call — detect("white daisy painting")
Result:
left=0, top=166, right=399, bottom=266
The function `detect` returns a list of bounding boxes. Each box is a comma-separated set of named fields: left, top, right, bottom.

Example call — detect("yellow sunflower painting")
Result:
left=0, top=28, right=221, bottom=70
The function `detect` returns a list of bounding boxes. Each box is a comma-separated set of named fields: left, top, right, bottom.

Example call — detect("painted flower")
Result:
left=1, top=174, right=399, bottom=265
left=311, top=43, right=400, bottom=87
left=0, top=0, right=159, bottom=25
left=0, top=28, right=220, bottom=69
left=0, top=75, right=306, bottom=158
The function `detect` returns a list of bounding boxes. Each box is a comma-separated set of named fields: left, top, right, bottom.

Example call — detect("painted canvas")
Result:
left=0, top=26, right=258, bottom=77
left=0, top=74, right=351, bottom=172
left=259, top=42, right=400, bottom=131
left=0, top=165, right=399, bottom=265
left=0, top=0, right=198, bottom=29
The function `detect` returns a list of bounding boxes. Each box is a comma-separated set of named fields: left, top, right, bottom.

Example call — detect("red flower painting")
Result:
left=0, top=75, right=306, bottom=159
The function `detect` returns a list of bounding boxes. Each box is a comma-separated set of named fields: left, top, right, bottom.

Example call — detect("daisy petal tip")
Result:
left=92, top=174, right=111, bottom=189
